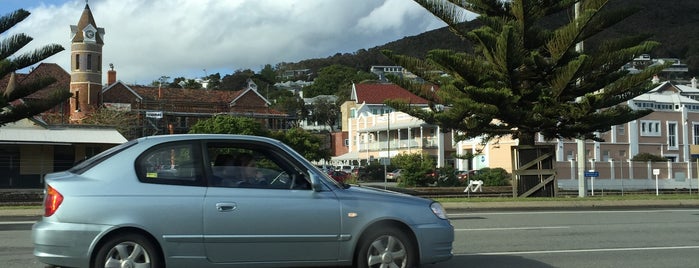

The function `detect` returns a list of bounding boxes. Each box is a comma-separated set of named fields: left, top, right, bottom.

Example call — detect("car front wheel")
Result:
left=357, top=228, right=417, bottom=268
left=93, top=233, right=162, bottom=268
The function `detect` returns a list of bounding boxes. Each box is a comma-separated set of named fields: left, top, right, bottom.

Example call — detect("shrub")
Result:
left=436, top=166, right=466, bottom=187
left=471, top=167, right=510, bottom=186
left=392, top=153, right=435, bottom=187
left=631, top=153, right=668, bottom=162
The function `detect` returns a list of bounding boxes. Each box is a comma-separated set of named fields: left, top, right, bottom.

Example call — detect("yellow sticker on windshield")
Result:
left=146, top=172, right=158, bottom=178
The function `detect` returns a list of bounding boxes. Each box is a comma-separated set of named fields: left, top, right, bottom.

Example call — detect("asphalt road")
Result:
left=3, top=208, right=699, bottom=268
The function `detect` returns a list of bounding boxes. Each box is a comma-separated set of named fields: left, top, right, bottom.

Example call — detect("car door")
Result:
left=202, top=141, right=341, bottom=263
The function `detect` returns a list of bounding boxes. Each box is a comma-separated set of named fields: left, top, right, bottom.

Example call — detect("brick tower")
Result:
left=69, top=2, right=104, bottom=122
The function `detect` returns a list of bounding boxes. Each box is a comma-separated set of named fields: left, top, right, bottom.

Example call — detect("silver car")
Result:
left=32, top=134, right=453, bottom=268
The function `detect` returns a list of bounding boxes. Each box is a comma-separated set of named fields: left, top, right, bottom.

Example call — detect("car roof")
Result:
left=137, top=134, right=283, bottom=144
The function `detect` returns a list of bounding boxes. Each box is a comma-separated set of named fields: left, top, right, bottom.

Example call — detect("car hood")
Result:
left=342, top=184, right=429, bottom=203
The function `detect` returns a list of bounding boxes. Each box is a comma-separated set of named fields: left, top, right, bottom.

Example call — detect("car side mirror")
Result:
left=309, top=173, right=323, bottom=192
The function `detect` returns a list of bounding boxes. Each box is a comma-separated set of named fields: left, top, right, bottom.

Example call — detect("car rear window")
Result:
left=135, top=141, right=203, bottom=186
left=69, top=139, right=139, bottom=174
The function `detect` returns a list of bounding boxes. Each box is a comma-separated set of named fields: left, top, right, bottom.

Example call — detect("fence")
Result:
left=556, top=160, right=699, bottom=191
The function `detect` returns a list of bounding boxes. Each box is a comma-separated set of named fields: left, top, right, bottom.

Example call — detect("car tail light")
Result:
left=44, top=185, right=63, bottom=217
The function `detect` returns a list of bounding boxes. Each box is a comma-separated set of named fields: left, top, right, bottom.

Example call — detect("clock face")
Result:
left=85, top=30, right=95, bottom=39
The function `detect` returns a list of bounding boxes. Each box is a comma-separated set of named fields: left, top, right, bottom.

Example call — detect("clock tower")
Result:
left=69, top=2, right=104, bottom=122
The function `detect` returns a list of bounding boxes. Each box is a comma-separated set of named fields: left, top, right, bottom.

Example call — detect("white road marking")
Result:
left=0, top=221, right=35, bottom=225
left=448, top=208, right=699, bottom=217
left=457, top=245, right=699, bottom=256
left=455, top=226, right=570, bottom=231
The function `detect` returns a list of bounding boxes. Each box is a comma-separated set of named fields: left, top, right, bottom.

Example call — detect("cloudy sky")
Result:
left=1, top=0, right=476, bottom=85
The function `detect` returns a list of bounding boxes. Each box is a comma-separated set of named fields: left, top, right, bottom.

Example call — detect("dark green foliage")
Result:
left=189, top=115, right=330, bottom=162
left=360, top=163, right=391, bottom=181
left=269, top=128, right=331, bottom=162
left=471, top=167, right=511, bottom=186
left=381, top=0, right=669, bottom=146
left=630, top=153, right=668, bottom=162
left=392, top=153, right=436, bottom=187
left=436, top=166, right=465, bottom=187
left=188, top=115, right=268, bottom=136
left=302, top=64, right=377, bottom=99
left=1, top=9, right=71, bottom=126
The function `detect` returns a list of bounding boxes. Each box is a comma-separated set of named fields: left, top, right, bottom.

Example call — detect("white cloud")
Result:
left=5, top=0, right=452, bottom=84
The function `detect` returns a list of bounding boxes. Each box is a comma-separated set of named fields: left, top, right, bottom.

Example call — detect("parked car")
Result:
left=336, top=165, right=353, bottom=173
left=328, top=170, right=351, bottom=183
left=457, top=170, right=480, bottom=181
left=32, top=134, right=453, bottom=268
left=386, top=169, right=403, bottom=181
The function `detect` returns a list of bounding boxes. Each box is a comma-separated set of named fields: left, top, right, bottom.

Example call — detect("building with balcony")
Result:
left=334, top=82, right=456, bottom=167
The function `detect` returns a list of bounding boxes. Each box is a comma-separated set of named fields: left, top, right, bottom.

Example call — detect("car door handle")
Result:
left=216, top=202, right=237, bottom=212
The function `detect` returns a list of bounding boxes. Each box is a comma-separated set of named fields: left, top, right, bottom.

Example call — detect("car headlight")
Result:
left=430, top=202, right=448, bottom=220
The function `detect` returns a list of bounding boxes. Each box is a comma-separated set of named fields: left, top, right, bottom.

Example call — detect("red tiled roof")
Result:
left=129, top=86, right=243, bottom=103
left=126, top=85, right=287, bottom=116
left=0, top=63, right=70, bottom=99
left=354, top=83, right=430, bottom=105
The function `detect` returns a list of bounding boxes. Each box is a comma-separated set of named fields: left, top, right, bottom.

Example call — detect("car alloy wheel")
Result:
left=94, top=233, right=162, bottom=268
left=358, top=228, right=417, bottom=268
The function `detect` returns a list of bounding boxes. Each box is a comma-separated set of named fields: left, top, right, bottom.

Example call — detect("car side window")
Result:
left=207, top=142, right=310, bottom=190
left=135, top=142, right=203, bottom=186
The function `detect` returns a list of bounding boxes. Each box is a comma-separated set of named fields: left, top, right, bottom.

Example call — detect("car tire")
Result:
left=93, top=233, right=162, bottom=268
left=356, top=228, right=418, bottom=268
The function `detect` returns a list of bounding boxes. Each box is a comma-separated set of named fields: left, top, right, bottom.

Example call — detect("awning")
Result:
left=332, top=152, right=360, bottom=161
left=0, top=127, right=127, bottom=145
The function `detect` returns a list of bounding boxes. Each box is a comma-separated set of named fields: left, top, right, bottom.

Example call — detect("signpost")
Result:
left=584, top=170, right=599, bottom=196
left=653, top=168, right=660, bottom=195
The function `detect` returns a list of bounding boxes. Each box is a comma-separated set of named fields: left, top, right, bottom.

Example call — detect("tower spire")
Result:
left=69, top=2, right=104, bottom=122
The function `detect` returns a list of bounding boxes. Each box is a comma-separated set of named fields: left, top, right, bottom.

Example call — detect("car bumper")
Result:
left=32, top=220, right=111, bottom=268
left=414, top=220, right=454, bottom=264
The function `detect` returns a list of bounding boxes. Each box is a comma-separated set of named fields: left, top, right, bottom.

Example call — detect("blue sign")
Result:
left=584, top=171, right=599, bottom=177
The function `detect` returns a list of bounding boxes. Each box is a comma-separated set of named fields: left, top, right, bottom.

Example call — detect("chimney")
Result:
left=652, top=75, right=660, bottom=84
left=107, top=63, right=116, bottom=85
left=692, top=77, right=697, bottom=89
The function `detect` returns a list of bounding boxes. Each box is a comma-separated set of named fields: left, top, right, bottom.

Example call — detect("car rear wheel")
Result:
left=93, top=233, right=162, bottom=268
left=357, top=228, right=417, bottom=268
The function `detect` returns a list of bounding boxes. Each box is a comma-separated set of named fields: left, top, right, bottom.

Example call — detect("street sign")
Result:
left=584, top=171, right=599, bottom=177
left=146, top=111, right=163, bottom=119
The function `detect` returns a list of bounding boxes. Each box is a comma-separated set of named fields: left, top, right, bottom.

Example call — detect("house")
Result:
left=454, top=79, right=699, bottom=190
left=300, top=94, right=338, bottom=132
left=334, top=82, right=456, bottom=168
left=102, top=74, right=291, bottom=136
left=0, top=118, right=126, bottom=188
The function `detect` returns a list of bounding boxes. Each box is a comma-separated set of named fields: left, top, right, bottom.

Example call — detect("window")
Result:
left=350, top=109, right=356, bottom=118
left=87, top=54, right=92, bottom=70
left=136, top=142, right=203, bottom=186
left=617, top=124, right=625, bottom=135
left=178, top=116, right=187, bottom=128
left=97, top=55, right=101, bottom=71
left=640, top=120, right=661, bottom=136
left=206, top=142, right=310, bottom=190
left=85, top=146, right=101, bottom=158
left=75, top=91, right=80, bottom=111
left=667, top=122, right=677, bottom=149
left=75, top=54, right=80, bottom=70
left=566, top=150, right=574, bottom=161
left=693, top=124, right=699, bottom=144
left=344, top=139, right=350, bottom=146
